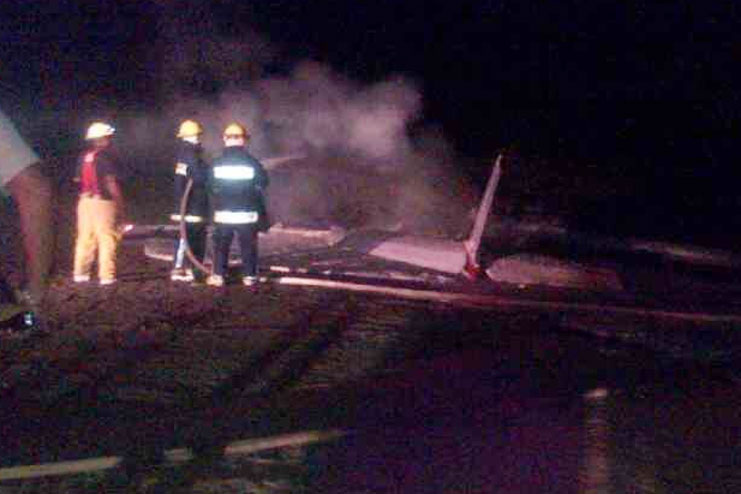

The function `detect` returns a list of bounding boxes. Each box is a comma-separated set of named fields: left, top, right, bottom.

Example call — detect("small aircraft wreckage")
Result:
left=135, top=152, right=741, bottom=291
left=120, top=151, right=741, bottom=367
left=132, top=151, right=741, bottom=361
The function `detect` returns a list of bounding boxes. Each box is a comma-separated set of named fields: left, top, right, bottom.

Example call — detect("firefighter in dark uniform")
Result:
left=170, top=119, right=210, bottom=283
left=207, top=123, right=269, bottom=287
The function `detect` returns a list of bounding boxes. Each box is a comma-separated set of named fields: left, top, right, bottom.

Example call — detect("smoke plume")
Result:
left=112, top=59, right=475, bottom=235
left=91, top=2, right=477, bottom=235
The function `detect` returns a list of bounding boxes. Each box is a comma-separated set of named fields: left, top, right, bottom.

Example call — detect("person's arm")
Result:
left=6, top=162, right=53, bottom=302
left=252, top=157, right=269, bottom=190
left=260, top=163, right=269, bottom=189
left=103, top=175, right=125, bottom=223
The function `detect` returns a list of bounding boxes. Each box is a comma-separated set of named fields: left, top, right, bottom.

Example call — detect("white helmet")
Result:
left=85, top=121, right=115, bottom=140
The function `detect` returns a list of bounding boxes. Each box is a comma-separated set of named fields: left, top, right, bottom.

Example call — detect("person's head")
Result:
left=177, top=119, right=203, bottom=144
left=223, top=123, right=248, bottom=147
left=85, top=121, right=115, bottom=148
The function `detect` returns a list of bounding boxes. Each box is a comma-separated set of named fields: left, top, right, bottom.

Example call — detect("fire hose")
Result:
left=177, top=178, right=212, bottom=276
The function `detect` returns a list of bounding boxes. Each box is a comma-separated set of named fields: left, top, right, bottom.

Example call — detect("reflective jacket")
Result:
left=171, top=141, right=209, bottom=223
left=210, top=146, right=268, bottom=225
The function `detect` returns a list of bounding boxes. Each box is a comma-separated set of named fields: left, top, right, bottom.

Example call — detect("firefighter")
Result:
left=0, top=107, right=52, bottom=326
left=170, top=119, right=210, bottom=283
left=207, top=123, right=269, bottom=287
left=72, top=121, right=125, bottom=285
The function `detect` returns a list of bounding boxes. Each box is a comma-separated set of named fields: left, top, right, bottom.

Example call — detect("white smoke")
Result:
left=120, top=61, right=424, bottom=160
left=104, top=1, right=476, bottom=234
left=254, top=62, right=421, bottom=162
left=112, top=59, right=474, bottom=234
left=114, top=61, right=420, bottom=164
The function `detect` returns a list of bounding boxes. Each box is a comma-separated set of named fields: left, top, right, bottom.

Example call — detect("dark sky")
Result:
left=246, top=2, right=740, bottom=158
left=1, top=1, right=740, bottom=243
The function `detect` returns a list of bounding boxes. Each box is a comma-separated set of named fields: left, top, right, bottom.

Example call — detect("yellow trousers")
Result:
left=73, top=196, right=119, bottom=282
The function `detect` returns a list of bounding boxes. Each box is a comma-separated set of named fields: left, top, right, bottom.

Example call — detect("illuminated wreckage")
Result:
left=118, top=150, right=741, bottom=360
left=126, top=151, right=741, bottom=363
left=135, top=152, right=741, bottom=293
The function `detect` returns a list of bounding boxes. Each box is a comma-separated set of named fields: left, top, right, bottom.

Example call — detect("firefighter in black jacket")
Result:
left=170, top=119, right=210, bottom=282
left=207, top=123, right=269, bottom=287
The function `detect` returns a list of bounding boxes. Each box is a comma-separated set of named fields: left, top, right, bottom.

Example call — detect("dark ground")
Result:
left=2, top=178, right=741, bottom=492
left=2, top=240, right=741, bottom=493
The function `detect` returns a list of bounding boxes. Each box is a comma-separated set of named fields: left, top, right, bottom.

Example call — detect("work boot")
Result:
left=188, top=269, right=204, bottom=285
left=206, top=275, right=224, bottom=287
left=172, top=268, right=194, bottom=282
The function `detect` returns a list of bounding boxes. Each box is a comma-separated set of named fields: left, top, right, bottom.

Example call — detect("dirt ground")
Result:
left=0, top=179, right=360, bottom=491
left=4, top=176, right=741, bottom=492
left=1, top=198, right=499, bottom=493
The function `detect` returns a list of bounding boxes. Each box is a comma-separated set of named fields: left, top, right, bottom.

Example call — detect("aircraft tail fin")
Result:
left=462, top=153, right=504, bottom=279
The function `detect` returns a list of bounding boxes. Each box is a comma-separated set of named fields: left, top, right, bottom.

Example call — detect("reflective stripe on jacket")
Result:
left=170, top=213, right=205, bottom=223
left=213, top=165, right=255, bottom=180
left=213, top=210, right=259, bottom=225
left=210, top=146, right=268, bottom=223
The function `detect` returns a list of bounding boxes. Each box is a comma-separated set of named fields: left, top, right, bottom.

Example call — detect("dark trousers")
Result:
left=172, top=223, right=207, bottom=271
left=213, top=223, right=258, bottom=277
left=0, top=272, right=16, bottom=304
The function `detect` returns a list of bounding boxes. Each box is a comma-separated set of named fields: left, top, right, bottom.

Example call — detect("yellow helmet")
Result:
left=85, top=121, right=115, bottom=140
left=223, top=123, right=248, bottom=139
left=177, top=119, right=203, bottom=138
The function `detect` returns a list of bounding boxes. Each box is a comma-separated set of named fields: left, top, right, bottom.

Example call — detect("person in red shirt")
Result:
left=72, top=122, right=125, bottom=285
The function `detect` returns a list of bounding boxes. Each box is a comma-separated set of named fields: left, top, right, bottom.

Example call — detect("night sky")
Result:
left=1, top=1, right=740, bottom=245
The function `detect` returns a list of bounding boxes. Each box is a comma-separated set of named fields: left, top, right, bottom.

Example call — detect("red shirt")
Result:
left=79, top=150, right=100, bottom=196
left=77, top=147, right=120, bottom=199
